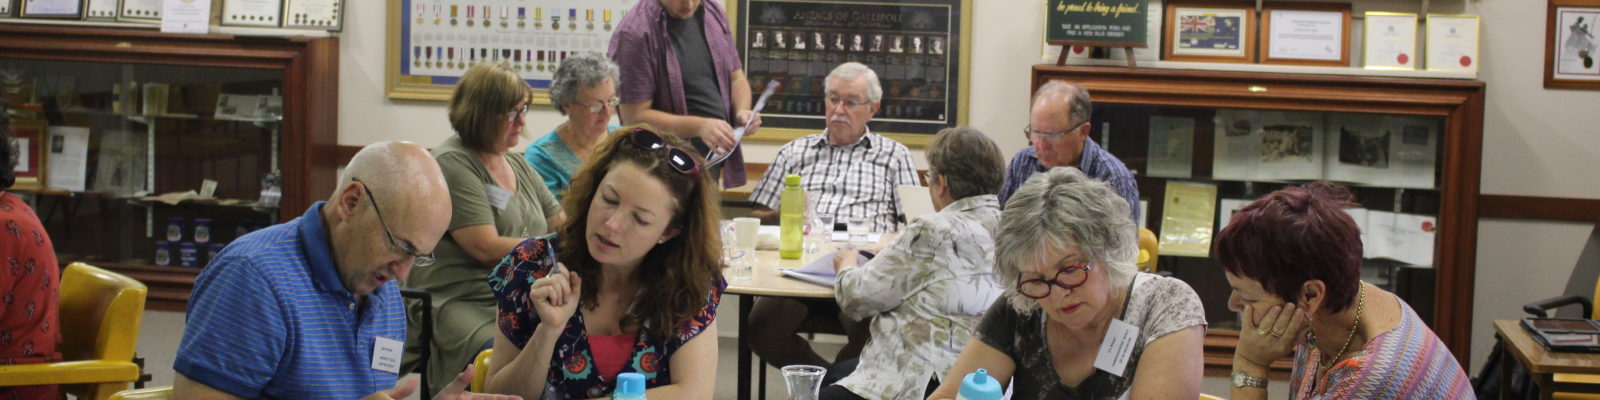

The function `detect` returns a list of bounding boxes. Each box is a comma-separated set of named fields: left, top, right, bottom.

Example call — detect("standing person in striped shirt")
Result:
left=999, top=81, right=1140, bottom=222
left=173, top=142, right=518, bottom=400
left=746, top=62, right=920, bottom=371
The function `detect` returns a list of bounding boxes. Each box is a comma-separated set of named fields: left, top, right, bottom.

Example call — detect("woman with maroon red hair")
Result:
left=1217, top=182, right=1472, bottom=399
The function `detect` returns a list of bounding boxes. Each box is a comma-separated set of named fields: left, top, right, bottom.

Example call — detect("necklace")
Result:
left=1319, top=282, right=1366, bottom=371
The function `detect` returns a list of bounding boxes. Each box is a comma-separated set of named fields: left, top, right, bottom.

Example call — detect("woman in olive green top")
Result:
left=403, top=61, right=566, bottom=398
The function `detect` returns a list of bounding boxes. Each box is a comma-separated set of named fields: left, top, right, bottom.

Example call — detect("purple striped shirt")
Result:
left=609, top=0, right=748, bottom=186
left=999, top=138, right=1141, bottom=222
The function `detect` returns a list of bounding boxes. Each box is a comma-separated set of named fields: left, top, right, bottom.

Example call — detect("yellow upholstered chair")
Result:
left=0, top=263, right=147, bottom=400
left=109, top=386, right=171, bottom=400
left=1137, top=228, right=1159, bottom=273
left=471, top=349, right=494, bottom=392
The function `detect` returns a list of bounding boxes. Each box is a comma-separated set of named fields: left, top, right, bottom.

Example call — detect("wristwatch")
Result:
left=1232, top=371, right=1268, bottom=388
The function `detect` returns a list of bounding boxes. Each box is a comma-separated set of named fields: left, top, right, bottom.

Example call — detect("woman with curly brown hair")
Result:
left=484, top=125, right=723, bottom=399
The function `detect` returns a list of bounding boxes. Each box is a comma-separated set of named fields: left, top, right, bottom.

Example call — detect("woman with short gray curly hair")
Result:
left=525, top=52, right=621, bottom=200
left=931, top=167, right=1207, bottom=400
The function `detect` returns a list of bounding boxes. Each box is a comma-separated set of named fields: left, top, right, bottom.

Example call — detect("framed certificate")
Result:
left=1425, top=14, right=1479, bottom=73
left=1163, top=2, right=1255, bottom=63
left=283, top=0, right=341, bottom=31
left=85, top=0, right=119, bottom=20
left=9, top=119, right=47, bottom=191
left=117, top=0, right=162, bottom=23
left=20, top=0, right=85, bottom=19
left=222, top=0, right=283, bottom=27
left=0, top=0, right=13, bottom=18
left=1260, top=2, right=1350, bottom=66
left=1363, top=12, right=1418, bottom=70
left=1545, top=0, right=1600, bottom=90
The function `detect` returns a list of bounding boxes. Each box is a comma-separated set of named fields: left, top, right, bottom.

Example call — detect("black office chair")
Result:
left=399, top=288, right=433, bottom=397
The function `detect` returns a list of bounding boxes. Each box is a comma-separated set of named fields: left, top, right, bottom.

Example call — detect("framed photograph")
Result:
left=117, top=0, right=161, bottom=23
left=20, top=0, right=84, bottom=19
left=9, top=119, right=47, bottom=191
left=730, top=0, right=973, bottom=146
left=282, top=0, right=342, bottom=30
left=1363, top=12, right=1418, bottom=70
left=1425, top=14, right=1479, bottom=73
left=1260, top=2, right=1350, bottom=66
left=386, top=0, right=643, bottom=103
left=84, top=0, right=119, bottom=20
left=1546, top=0, right=1600, bottom=90
left=0, top=0, right=14, bottom=18
left=1163, top=2, right=1255, bottom=63
left=222, top=0, right=284, bottom=27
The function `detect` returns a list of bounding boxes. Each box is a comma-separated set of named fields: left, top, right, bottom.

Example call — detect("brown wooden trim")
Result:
left=336, top=145, right=363, bottom=166
left=1480, top=195, right=1600, bottom=222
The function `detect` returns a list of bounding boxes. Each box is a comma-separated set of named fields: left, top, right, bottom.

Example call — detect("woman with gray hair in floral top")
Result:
left=929, top=167, right=1207, bottom=400
left=819, top=126, right=1007, bottom=400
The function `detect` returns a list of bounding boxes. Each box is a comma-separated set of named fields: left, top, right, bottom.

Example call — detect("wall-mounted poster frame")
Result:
left=729, top=0, right=972, bottom=147
left=1546, top=0, right=1600, bottom=90
left=386, top=0, right=643, bottom=103
left=1259, top=2, right=1350, bottom=67
left=1163, top=1, right=1256, bottom=63
left=9, top=119, right=47, bottom=191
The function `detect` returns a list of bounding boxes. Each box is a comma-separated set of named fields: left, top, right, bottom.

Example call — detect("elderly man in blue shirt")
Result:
left=173, top=142, right=518, bottom=400
left=1000, top=81, right=1140, bottom=222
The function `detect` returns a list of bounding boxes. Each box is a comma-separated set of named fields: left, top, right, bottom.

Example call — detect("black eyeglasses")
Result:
left=628, top=127, right=702, bottom=175
left=352, top=178, right=436, bottom=267
left=1016, top=264, right=1092, bottom=299
left=1023, top=122, right=1087, bottom=141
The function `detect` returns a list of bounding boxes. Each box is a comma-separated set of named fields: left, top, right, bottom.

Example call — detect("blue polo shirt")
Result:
left=175, top=202, right=405, bottom=399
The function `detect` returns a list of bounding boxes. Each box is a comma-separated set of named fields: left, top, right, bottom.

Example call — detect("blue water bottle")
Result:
left=956, top=368, right=1002, bottom=400
left=614, top=372, right=646, bottom=400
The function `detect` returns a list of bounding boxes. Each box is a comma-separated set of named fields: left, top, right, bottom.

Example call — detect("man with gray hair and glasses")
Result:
left=747, top=62, right=920, bottom=371
left=1000, top=81, right=1139, bottom=222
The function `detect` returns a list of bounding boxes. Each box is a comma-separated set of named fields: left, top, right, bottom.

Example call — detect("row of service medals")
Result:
left=415, top=4, right=619, bottom=31
left=412, top=46, right=572, bottom=73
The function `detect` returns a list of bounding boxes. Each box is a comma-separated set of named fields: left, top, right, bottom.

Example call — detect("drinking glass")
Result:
left=781, top=365, right=827, bottom=400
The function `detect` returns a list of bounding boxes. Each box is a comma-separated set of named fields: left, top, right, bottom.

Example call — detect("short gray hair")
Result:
left=926, top=126, right=1004, bottom=200
left=824, top=62, right=882, bottom=104
left=1032, top=81, right=1092, bottom=126
left=549, top=52, right=619, bottom=116
left=994, top=167, right=1138, bottom=313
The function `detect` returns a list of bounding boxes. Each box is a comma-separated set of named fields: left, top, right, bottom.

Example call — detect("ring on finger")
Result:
left=1270, top=331, right=1284, bottom=338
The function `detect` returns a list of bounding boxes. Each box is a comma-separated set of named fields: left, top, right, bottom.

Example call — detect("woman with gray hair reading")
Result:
left=525, top=53, right=621, bottom=201
left=929, top=167, right=1206, bottom=400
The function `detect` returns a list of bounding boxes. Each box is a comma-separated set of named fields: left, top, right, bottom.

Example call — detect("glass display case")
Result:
left=1, top=25, right=339, bottom=310
left=1033, top=64, right=1485, bottom=374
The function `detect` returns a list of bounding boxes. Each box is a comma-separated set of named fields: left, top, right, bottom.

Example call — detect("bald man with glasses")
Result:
left=1000, top=81, right=1140, bottom=222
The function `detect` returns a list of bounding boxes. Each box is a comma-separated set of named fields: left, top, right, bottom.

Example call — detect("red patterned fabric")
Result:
left=0, top=193, right=61, bottom=400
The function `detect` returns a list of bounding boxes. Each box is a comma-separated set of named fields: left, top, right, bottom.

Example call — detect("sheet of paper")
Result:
left=1146, top=116, right=1194, bottom=178
left=1158, top=181, right=1218, bottom=257
left=1365, top=211, right=1436, bottom=266
left=46, top=127, right=91, bottom=192
left=1256, top=111, right=1325, bottom=181
left=93, top=130, right=148, bottom=196
left=161, top=0, right=213, bottom=34
left=1215, top=198, right=1252, bottom=233
left=1324, top=113, right=1391, bottom=186
left=1267, top=9, right=1345, bottom=61
left=1385, top=116, right=1439, bottom=189
left=708, top=80, right=779, bottom=167
left=1212, top=109, right=1261, bottom=181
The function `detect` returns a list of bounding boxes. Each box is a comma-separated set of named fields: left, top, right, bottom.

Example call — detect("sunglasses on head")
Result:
left=627, top=127, right=702, bottom=175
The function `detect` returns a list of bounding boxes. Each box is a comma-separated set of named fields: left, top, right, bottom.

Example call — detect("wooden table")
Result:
left=1494, top=320, right=1600, bottom=399
left=725, top=232, right=896, bottom=400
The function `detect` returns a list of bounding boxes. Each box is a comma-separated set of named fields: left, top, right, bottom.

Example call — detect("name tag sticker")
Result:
left=486, top=183, right=511, bottom=210
left=372, top=336, right=403, bottom=374
left=1093, top=318, right=1139, bottom=377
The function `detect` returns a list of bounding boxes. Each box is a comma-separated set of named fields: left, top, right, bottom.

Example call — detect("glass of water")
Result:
left=781, top=365, right=827, bottom=400
left=721, top=221, right=751, bottom=282
left=847, top=216, right=870, bottom=244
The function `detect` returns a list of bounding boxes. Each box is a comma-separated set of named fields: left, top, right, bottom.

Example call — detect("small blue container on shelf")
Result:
left=154, top=241, right=173, bottom=267
left=193, top=218, right=213, bottom=244
left=179, top=242, right=199, bottom=268
left=166, top=218, right=185, bottom=242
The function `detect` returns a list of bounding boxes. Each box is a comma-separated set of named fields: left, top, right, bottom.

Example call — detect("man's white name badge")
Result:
left=1094, top=318, right=1139, bottom=377
left=372, top=336, right=403, bottom=374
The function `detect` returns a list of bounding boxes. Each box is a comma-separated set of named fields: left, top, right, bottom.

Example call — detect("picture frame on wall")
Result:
left=386, top=0, right=644, bottom=103
left=0, top=0, right=14, bottom=18
left=1363, top=11, right=1419, bottom=70
left=1425, top=14, right=1480, bottom=73
left=1163, top=2, right=1256, bottom=63
left=84, top=0, right=121, bottom=20
left=730, top=0, right=973, bottom=146
left=9, top=119, right=47, bottom=191
left=282, top=0, right=342, bottom=31
left=19, top=0, right=85, bottom=19
left=1259, top=2, right=1350, bottom=66
left=117, top=0, right=163, bottom=23
left=1546, top=0, right=1600, bottom=90
left=222, top=0, right=284, bottom=27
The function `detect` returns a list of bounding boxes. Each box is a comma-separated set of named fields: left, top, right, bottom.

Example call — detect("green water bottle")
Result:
left=780, top=174, right=805, bottom=259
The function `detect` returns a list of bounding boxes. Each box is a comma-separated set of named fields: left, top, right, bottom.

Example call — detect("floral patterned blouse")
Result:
left=489, top=236, right=724, bottom=399
left=832, top=195, right=1006, bottom=399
